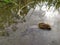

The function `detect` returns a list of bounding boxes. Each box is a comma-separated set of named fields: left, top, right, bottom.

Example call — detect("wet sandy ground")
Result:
left=0, top=8, right=60, bottom=45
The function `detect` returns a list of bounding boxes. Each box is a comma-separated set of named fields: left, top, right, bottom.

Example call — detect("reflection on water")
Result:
left=41, top=5, right=59, bottom=26
left=0, top=2, right=60, bottom=45
left=23, top=4, right=60, bottom=45
left=36, top=5, right=60, bottom=30
left=27, top=3, right=60, bottom=31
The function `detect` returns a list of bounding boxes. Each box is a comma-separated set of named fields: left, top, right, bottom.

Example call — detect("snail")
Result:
left=38, top=23, right=51, bottom=30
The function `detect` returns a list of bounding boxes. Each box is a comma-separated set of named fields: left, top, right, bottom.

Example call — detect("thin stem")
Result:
left=17, top=1, right=35, bottom=16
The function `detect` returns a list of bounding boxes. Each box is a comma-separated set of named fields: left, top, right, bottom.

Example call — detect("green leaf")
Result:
left=4, top=0, right=11, bottom=3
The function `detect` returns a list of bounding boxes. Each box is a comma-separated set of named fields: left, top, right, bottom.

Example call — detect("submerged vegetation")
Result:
left=0, top=0, right=60, bottom=36
left=0, top=30, right=9, bottom=36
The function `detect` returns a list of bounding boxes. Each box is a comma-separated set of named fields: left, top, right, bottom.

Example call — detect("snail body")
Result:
left=38, top=23, right=51, bottom=30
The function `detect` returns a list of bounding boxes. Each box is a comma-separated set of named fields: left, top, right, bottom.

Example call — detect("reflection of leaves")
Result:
left=48, top=0, right=53, bottom=5
left=20, top=7, right=30, bottom=16
left=0, top=23, right=5, bottom=29
left=0, top=4, right=15, bottom=29
left=56, top=1, right=60, bottom=9
left=0, top=0, right=60, bottom=31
